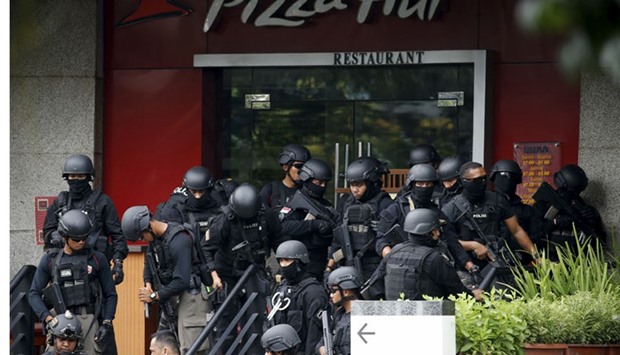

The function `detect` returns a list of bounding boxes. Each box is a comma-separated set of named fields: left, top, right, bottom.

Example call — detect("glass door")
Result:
left=220, top=65, right=473, bottom=204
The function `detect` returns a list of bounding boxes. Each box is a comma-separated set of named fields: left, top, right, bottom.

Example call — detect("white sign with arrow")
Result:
left=351, top=300, right=456, bottom=354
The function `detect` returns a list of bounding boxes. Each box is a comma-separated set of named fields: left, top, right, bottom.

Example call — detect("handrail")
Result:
left=10, top=264, right=38, bottom=355
left=186, top=264, right=258, bottom=355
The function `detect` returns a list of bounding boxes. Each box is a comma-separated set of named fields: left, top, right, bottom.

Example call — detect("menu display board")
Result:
left=513, top=142, right=562, bottom=205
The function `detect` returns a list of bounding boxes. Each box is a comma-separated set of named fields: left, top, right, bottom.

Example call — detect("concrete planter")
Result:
left=524, top=344, right=620, bottom=355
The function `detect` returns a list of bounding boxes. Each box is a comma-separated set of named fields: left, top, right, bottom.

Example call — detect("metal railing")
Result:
left=186, top=264, right=265, bottom=355
left=10, top=265, right=38, bottom=355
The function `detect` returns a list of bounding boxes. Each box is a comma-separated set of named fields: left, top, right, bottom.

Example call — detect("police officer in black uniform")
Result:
left=280, top=158, right=339, bottom=282
left=325, top=157, right=393, bottom=282
left=204, top=183, right=288, bottom=354
left=437, top=155, right=467, bottom=208
left=442, top=162, right=537, bottom=282
left=158, top=166, right=221, bottom=224
left=533, top=164, right=608, bottom=259
left=29, top=210, right=118, bottom=355
left=490, top=159, right=544, bottom=264
left=374, top=164, right=476, bottom=276
left=122, top=205, right=212, bottom=355
left=396, top=143, right=443, bottom=199
left=316, top=266, right=362, bottom=355
left=271, top=240, right=328, bottom=355
left=261, top=324, right=302, bottom=355
left=43, top=154, right=128, bottom=285
left=261, top=144, right=312, bottom=210
left=42, top=310, right=85, bottom=355
left=372, top=209, right=483, bottom=301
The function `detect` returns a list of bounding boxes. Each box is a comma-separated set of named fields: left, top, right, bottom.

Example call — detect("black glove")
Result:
left=94, top=321, right=113, bottom=347
left=580, top=205, right=598, bottom=223
left=49, top=231, right=64, bottom=249
left=370, top=220, right=379, bottom=232
left=311, top=220, right=332, bottom=235
left=553, top=215, right=573, bottom=229
left=112, top=260, right=124, bottom=285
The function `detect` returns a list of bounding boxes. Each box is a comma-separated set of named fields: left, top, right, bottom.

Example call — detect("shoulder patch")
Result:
left=279, top=207, right=291, bottom=214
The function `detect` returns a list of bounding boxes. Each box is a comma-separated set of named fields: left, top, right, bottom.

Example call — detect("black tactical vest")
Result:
left=384, top=242, right=437, bottom=300
left=55, top=190, right=107, bottom=255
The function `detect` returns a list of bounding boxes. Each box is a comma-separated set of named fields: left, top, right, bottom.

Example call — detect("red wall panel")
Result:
left=103, top=69, right=204, bottom=214
left=492, top=63, right=580, bottom=165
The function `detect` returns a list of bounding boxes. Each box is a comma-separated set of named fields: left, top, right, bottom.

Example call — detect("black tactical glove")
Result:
left=370, top=220, right=380, bottom=232
left=49, top=231, right=64, bottom=249
left=553, top=215, right=573, bottom=229
left=112, top=260, right=124, bottom=285
left=311, top=220, right=332, bottom=235
left=580, top=205, right=598, bottom=223
left=94, top=321, right=113, bottom=347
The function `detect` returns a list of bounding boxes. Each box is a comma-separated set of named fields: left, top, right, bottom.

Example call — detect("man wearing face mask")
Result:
left=41, top=155, right=126, bottom=355
left=374, top=164, right=476, bottom=278
left=490, top=160, right=544, bottom=265
left=437, top=155, right=467, bottom=208
left=371, top=209, right=483, bottom=301
left=441, top=162, right=537, bottom=273
left=532, top=164, right=608, bottom=260
left=280, top=158, right=339, bottom=282
left=156, top=166, right=221, bottom=247
left=271, top=240, right=328, bottom=355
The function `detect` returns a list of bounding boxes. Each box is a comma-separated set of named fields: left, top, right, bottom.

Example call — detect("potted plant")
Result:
left=453, top=235, right=620, bottom=355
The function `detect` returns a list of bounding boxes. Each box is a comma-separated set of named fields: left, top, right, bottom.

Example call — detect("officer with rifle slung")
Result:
left=374, top=163, right=477, bottom=278
left=203, top=183, right=288, bottom=354
left=367, top=209, right=483, bottom=301
left=325, top=157, right=393, bottom=282
left=442, top=162, right=538, bottom=288
left=316, top=266, right=363, bottom=355
left=280, top=158, right=339, bottom=283
left=270, top=240, right=327, bottom=355
left=122, top=205, right=212, bottom=355
left=29, top=209, right=118, bottom=355
left=532, top=164, right=608, bottom=260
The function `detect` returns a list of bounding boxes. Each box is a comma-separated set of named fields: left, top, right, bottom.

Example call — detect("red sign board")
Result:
left=514, top=142, right=562, bottom=205
left=35, top=196, right=57, bottom=245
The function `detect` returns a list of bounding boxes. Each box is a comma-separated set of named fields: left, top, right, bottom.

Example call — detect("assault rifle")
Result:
left=146, top=249, right=180, bottom=347
left=287, top=190, right=339, bottom=226
left=453, top=199, right=519, bottom=274
left=532, top=181, right=593, bottom=238
left=332, top=224, right=362, bottom=277
left=321, top=310, right=333, bottom=355
left=383, top=224, right=406, bottom=246
left=42, top=281, right=67, bottom=316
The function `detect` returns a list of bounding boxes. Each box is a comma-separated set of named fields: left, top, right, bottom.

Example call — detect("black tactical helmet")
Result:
left=275, top=240, right=310, bottom=264
left=298, top=158, right=332, bottom=182
left=229, top=183, right=261, bottom=219
left=490, top=160, right=523, bottom=184
left=58, top=210, right=92, bottom=240
left=405, top=163, right=438, bottom=186
left=438, top=155, right=467, bottom=181
left=48, top=310, right=83, bottom=340
left=278, top=144, right=312, bottom=165
left=409, top=144, right=441, bottom=167
left=121, top=206, right=151, bottom=242
left=554, top=164, right=588, bottom=193
left=62, top=155, right=95, bottom=180
left=183, top=166, right=214, bottom=190
left=214, top=178, right=239, bottom=200
left=327, top=266, right=363, bottom=290
left=261, top=324, right=301, bottom=352
left=403, top=208, right=440, bottom=236
left=345, top=156, right=389, bottom=183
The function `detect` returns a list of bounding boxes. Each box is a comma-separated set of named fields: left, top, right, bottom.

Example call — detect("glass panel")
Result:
left=220, top=64, right=474, bottom=204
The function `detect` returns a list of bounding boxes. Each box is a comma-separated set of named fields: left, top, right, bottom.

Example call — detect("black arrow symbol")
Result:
left=357, top=323, right=376, bottom=344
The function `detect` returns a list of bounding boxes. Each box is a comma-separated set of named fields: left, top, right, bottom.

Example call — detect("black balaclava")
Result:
left=462, top=179, right=487, bottom=203
left=187, top=191, right=210, bottom=210
left=303, top=180, right=326, bottom=199
left=281, top=260, right=305, bottom=284
left=410, top=233, right=438, bottom=248
left=412, top=185, right=434, bottom=207
left=493, top=175, right=518, bottom=196
left=67, top=179, right=92, bottom=200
